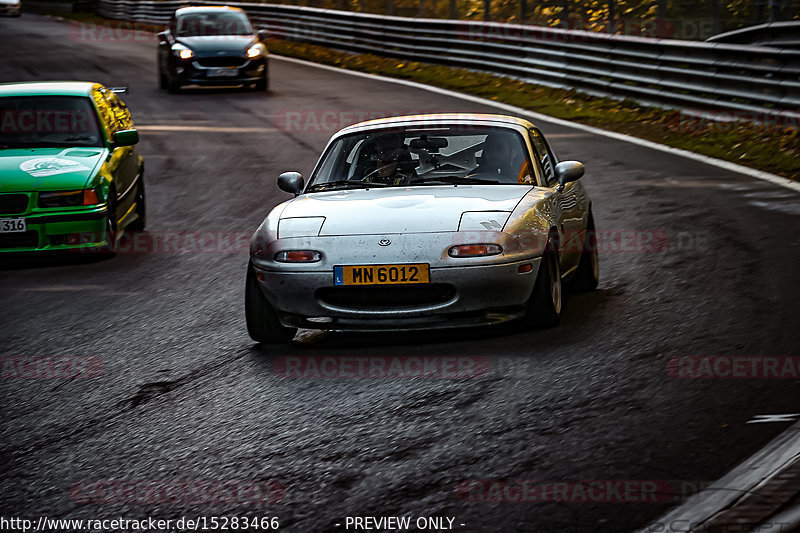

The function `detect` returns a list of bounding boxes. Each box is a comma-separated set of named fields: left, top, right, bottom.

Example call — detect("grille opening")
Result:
left=0, top=231, right=39, bottom=249
left=0, top=194, right=29, bottom=215
left=196, top=56, right=246, bottom=68
left=316, top=284, right=456, bottom=310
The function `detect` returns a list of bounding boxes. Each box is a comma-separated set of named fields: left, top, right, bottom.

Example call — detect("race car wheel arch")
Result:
left=525, top=230, right=562, bottom=328
left=245, top=264, right=297, bottom=344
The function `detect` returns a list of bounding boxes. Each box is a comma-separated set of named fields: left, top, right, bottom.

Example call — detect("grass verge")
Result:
left=268, top=39, right=799, bottom=180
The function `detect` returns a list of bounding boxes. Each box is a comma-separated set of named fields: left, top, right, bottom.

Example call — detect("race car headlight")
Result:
left=274, top=250, right=322, bottom=263
left=39, top=189, right=100, bottom=208
left=246, top=44, right=265, bottom=59
left=448, top=244, right=503, bottom=257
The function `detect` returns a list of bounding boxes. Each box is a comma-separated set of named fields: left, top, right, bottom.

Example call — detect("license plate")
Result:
left=0, top=218, right=26, bottom=233
left=334, top=264, right=430, bottom=286
left=207, top=67, right=239, bottom=77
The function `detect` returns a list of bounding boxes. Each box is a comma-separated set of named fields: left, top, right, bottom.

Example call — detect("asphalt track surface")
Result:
left=1, top=14, right=799, bottom=533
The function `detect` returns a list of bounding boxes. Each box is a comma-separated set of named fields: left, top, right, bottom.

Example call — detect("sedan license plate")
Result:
left=207, top=67, right=239, bottom=77
left=334, top=264, right=430, bottom=286
left=0, top=218, right=26, bottom=233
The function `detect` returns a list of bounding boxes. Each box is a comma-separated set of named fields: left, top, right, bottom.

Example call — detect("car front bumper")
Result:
left=174, top=57, right=267, bottom=86
left=0, top=205, right=110, bottom=253
left=0, top=3, right=21, bottom=16
left=252, top=257, right=542, bottom=331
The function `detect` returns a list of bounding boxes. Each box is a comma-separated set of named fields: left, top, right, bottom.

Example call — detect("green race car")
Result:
left=0, top=81, right=145, bottom=254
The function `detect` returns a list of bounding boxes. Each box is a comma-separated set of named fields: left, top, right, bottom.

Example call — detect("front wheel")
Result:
left=570, top=211, right=599, bottom=292
left=127, top=171, right=146, bottom=232
left=254, top=73, right=268, bottom=92
left=245, top=265, right=296, bottom=343
left=98, top=196, right=119, bottom=257
left=524, top=236, right=562, bottom=328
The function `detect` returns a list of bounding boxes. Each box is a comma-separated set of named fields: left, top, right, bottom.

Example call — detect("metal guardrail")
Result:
left=96, top=0, right=800, bottom=122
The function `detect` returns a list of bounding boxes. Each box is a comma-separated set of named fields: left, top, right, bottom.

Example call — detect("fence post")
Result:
left=520, top=0, right=527, bottom=23
left=387, top=0, right=394, bottom=15
left=419, top=0, right=424, bottom=17
left=484, top=0, right=490, bottom=20
left=450, top=0, right=457, bottom=18
left=607, top=0, right=615, bottom=33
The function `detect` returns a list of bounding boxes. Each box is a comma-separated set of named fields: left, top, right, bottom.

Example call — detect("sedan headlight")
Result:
left=172, top=44, right=194, bottom=60
left=246, top=44, right=265, bottom=59
left=274, top=250, right=322, bottom=263
left=39, top=190, right=100, bottom=208
left=448, top=244, right=503, bottom=257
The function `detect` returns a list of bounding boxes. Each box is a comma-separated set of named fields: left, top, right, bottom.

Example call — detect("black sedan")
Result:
left=157, top=6, right=269, bottom=93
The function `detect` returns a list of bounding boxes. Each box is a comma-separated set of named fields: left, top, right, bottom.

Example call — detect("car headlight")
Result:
left=274, top=250, right=322, bottom=263
left=39, top=190, right=100, bottom=208
left=448, top=244, right=503, bottom=257
left=246, top=44, right=264, bottom=59
left=172, top=44, right=194, bottom=60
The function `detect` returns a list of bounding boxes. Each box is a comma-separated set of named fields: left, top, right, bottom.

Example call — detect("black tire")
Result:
left=570, top=211, right=599, bottom=292
left=127, top=171, right=146, bottom=232
left=167, top=75, right=181, bottom=94
left=525, top=235, right=562, bottom=328
left=254, top=73, right=268, bottom=92
left=98, top=190, right=119, bottom=257
left=245, top=265, right=296, bottom=343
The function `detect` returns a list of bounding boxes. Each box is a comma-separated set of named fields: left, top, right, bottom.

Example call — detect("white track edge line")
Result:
left=273, top=54, right=800, bottom=194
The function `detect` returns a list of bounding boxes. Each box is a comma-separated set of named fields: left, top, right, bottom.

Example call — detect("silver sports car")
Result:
left=246, top=114, right=598, bottom=342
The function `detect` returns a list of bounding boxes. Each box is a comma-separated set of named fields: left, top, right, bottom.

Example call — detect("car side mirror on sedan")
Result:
left=114, top=129, right=140, bottom=146
left=278, top=172, right=304, bottom=195
left=157, top=31, right=170, bottom=42
left=257, top=29, right=269, bottom=41
left=555, top=161, right=585, bottom=192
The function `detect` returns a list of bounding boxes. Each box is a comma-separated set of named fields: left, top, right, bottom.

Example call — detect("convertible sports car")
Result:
left=246, top=114, right=598, bottom=342
left=157, top=6, right=269, bottom=93
left=0, top=81, right=144, bottom=254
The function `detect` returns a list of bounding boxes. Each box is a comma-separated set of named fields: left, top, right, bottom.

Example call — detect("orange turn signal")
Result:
left=83, top=189, right=99, bottom=205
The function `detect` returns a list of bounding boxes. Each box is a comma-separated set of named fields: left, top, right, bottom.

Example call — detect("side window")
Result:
left=107, top=93, right=133, bottom=131
left=91, top=88, right=116, bottom=142
left=529, top=129, right=557, bottom=186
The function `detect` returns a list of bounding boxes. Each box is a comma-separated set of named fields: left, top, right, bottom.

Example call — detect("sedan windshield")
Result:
left=0, top=95, right=104, bottom=148
left=176, top=11, right=253, bottom=37
left=307, top=126, right=535, bottom=191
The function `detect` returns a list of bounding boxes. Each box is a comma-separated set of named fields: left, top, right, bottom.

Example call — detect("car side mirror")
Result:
left=113, top=129, right=139, bottom=146
left=278, top=171, right=304, bottom=195
left=157, top=31, right=170, bottom=42
left=555, top=161, right=584, bottom=192
left=257, top=29, right=269, bottom=41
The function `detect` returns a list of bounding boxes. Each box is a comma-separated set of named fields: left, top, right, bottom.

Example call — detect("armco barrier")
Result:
left=96, top=0, right=800, bottom=123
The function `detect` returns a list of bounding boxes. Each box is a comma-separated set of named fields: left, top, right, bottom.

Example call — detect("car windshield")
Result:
left=176, top=11, right=253, bottom=37
left=0, top=95, right=104, bottom=148
left=307, top=126, right=535, bottom=192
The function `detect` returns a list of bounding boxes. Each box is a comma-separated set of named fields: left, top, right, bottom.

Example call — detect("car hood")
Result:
left=0, top=147, right=106, bottom=192
left=176, top=35, right=255, bottom=56
left=281, top=185, right=532, bottom=236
